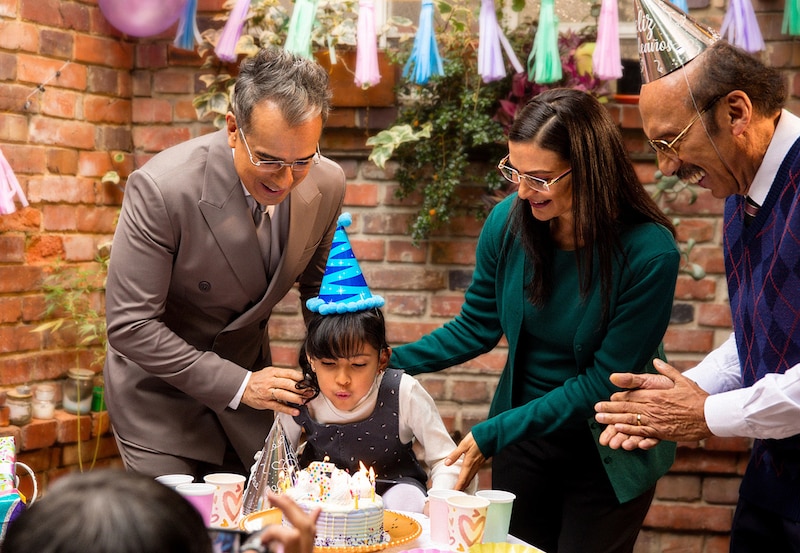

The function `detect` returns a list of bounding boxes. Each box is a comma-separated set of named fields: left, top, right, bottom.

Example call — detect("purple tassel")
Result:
left=721, top=0, right=765, bottom=52
left=355, top=0, right=381, bottom=88
left=592, top=0, right=622, bottom=79
left=215, top=0, right=251, bottom=63
left=0, top=148, right=28, bottom=215
left=478, top=0, right=523, bottom=82
left=174, top=0, right=201, bottom=51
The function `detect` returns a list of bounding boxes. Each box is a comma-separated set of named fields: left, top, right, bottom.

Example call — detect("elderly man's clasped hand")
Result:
left=594, top=359, right=713, bottom=450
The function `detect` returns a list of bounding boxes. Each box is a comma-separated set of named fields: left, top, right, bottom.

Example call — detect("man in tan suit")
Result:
left=104, top=48, right=346, bottom=478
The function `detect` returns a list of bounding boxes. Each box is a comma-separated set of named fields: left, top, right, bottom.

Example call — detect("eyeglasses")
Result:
left=647, top=95, right=723, bottom=161
left=238, top=128, right=320, bottom=173
left=497, top=155, right=572, bottom=192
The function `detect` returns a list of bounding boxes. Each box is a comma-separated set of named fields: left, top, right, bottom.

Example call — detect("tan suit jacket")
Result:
left=103, top=129, right=345, bottom=467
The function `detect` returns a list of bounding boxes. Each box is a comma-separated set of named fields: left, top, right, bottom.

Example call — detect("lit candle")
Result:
left=369, top=467, right=376, bottom=501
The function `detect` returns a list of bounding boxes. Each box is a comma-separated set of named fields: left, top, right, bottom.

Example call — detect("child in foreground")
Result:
left=275, top=213, right=475, bottom=513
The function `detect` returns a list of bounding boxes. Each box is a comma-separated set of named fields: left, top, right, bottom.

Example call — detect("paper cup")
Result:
left=176, top=482, right=216, bottom=527
left=155, top=474, right=194, bottom=489
left=204, top=472, right=246, bottom=529
left=428, top=489, right=467, bottom=544
left=447, top=494, right=490, bottom=552
left=476, top=490, right=516, bottom=543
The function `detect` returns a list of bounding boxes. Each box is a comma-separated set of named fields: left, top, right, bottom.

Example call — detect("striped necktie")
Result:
left=744, top=196, right=760, bottom=227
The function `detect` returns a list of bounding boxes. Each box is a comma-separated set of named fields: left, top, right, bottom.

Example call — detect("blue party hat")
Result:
left=306, top=213, right=385, bottom=315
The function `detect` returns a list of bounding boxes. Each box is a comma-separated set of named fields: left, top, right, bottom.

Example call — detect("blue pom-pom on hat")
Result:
left=306, top=213, right=385, bottom=315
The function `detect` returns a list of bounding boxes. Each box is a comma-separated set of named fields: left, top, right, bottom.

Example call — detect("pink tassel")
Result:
left=355, top=0, right=381, bottom=88
left=593, top=0, right=622, bottom=80
left=215, top=0, right=251, bottom=63
left=721, top=0, right=765, bottom=53
left=0, top=148, right=28, bottom=216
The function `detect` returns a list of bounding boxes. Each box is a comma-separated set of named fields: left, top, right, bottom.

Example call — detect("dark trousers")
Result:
left=492, top=427, right=655, bottom=553
left=730, top=496, right=800, bottom=553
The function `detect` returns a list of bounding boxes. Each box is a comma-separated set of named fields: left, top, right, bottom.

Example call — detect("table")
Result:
left=384, top=511, right=538, bottom=553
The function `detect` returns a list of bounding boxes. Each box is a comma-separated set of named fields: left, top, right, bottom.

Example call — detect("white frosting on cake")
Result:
left=286, top=462, right=386, bottom=547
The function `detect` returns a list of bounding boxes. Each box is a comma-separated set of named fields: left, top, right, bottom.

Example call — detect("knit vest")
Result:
left=723, top=137, right=800, bottom=520
left=295, top=369, right=428, bottom=495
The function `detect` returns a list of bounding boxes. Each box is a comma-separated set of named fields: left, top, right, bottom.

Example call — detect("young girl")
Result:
left=275, top=214, right=475, bottom=513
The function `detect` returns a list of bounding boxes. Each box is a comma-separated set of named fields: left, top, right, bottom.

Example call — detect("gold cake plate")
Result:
left=240, top=509, right=422, bottom=553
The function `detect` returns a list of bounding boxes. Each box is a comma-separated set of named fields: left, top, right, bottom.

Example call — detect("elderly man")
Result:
left=593, top=24, right=800, bottom=553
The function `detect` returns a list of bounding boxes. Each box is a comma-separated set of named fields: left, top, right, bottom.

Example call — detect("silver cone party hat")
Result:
left=634, top=0, right=720, bottom=83
left=241, top=418, right=299, bottom=515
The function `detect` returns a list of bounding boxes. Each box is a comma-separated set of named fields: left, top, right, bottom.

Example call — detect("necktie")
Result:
left=251, top=200, right=272, bottom=274
left=744, top=196, right=760, bottom=227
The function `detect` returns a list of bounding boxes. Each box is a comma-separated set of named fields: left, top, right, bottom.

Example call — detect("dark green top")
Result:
left=391, top=194, right=680, bottom=503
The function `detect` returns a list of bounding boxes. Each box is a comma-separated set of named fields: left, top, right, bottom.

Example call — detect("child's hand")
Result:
left=445, top=432, right=486, bottom=491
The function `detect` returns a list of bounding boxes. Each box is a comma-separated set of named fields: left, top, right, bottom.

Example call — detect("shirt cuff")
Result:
left=228, top=372, right=251, bottom=410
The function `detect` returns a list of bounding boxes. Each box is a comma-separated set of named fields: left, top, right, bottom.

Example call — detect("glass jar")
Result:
left=7, top=386, right=32, bottom=426
left=32, top=383, right=56, bottom=420
left=62, top=369, right=94, bottom=415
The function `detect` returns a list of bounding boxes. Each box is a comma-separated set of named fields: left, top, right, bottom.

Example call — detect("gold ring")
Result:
left=636, top=413, right=642, bottom=426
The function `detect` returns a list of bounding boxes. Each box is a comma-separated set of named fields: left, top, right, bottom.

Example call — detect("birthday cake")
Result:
left=285, top=460, right=386, bottom=547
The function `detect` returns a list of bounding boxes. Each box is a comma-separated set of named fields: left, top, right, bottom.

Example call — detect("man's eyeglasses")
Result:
left=238, top=128, right=320, bottom=173
left=497, top=155, right=572, bottom=192
left=647, top=95, right=723, bottom=161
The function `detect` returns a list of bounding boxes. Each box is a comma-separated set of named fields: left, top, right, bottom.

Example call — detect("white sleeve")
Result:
left=684, top=333, right=800, bottom=439
left=398, top=374, right=478, bottom=493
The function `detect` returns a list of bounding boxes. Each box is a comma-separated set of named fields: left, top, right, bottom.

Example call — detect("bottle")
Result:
left=91, top=375, right=106, bottom=412
left=32, top=383, right=56, bottom=420
left=7, top=386, right=32, bottom=426
left=62, top=369, right=94, bottom=415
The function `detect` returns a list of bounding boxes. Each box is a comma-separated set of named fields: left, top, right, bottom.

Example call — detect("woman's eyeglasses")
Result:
left=497, top=155, right=572, bottom=192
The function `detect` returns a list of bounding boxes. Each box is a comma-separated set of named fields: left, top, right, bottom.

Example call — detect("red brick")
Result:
left=153, top=70, right=194, bottom=94
left=29, top=118, right=96, bottom=150
left=350, top=238, right=385, bottom=261
left=74, top=35, right=134, bottom=69
left=132, top=126, right=192, bottom=153
left=450, top=379, right=491, bottom=403
left=674, top=275, right=717, bottom=301
left=690, top=245, right=726, bottom=275
left=643, top=504, right=733, bottom=533
left=386, top=321, right=443, bottom=343
left=654, top=474, right=701, bottom=501
left=416, top=376, right=447, bottom=401
left=16, top=54, right=88, bottom=92
left=675, top=218, right=717, bottom=243
left=368, top=268, right=445, bottom=290
left=430, top=295, right=465, bottom=317
left=386, top=240, right=427, bottom=263
left=21, top=418, right=58, bottom=450
left=132, top=97, right=173, bottom=123
left=84, top=95, right=132, bottom=124
left=430, top=240, right=478, bottom=265
left=268, top=318, right=307, bottom=342
left=344, top=183, right=379, bottom=207
left=0, top=20, right=39, bottom=52
left=702, top=476, right=742, bottom=505
left=697, top=303, right=732, bottom=328
left=55, top=411, right=92, bottom=443
left=663, top=328, right=714, bottom=353
left=385, top=294, right=426, bottom=316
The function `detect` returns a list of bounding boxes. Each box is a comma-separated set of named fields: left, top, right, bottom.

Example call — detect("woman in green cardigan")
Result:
left=390, top=89, right=680, bottom=553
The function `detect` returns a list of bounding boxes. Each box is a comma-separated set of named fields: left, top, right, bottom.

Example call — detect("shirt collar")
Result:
left=749, top=109, right=800, bottom=205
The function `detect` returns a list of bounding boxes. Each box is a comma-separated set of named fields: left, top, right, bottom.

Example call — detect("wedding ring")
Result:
left=636, top=413, right=642, bottom=426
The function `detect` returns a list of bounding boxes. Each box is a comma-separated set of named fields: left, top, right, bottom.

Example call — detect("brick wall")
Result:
left=1, top=0, right=799, bottom=550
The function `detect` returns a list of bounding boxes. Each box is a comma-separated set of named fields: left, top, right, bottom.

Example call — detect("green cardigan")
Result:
left=391, top=194, right=679, bottom=503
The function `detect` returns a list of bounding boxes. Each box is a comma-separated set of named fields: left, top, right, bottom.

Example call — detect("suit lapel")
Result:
left=198, top=130, right=267, bottom=302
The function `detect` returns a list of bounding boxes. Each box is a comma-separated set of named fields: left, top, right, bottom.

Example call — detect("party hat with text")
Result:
left=634, top=0, right=720, bottom=83
left=306, top=213, right=384, bottom=315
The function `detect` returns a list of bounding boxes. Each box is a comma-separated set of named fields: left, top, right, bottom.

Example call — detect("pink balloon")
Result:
left=99, top=0, right=188, bottom=38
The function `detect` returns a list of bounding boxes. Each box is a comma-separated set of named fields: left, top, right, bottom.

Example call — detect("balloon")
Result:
left=99, top=0, right=188, bottom=38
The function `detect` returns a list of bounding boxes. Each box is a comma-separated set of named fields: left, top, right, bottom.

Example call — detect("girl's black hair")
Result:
left=295, top=308, right=389, bottom=401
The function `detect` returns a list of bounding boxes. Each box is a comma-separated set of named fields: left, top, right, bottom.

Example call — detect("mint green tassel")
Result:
left=783, top=0, right=800, bottom=35
left=284, top=0, right=320, bottom=59
left=528, top=0, right=562, bottom=84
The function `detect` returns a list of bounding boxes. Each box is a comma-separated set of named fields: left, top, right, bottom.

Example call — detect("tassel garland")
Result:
left=215, top=0, right=251, bottom=63
left=402, top=0, right=444, bottom=85
left=528, top=0, right=562, bottom=84
left=355, top=0, right=382, bottom=88
left=478, top=0, right=523, bottom=83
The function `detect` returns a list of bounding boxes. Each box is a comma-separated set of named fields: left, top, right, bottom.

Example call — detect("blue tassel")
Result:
left=173, top=0, right=201, bottom=51
left=402, top=0, right=444, bottom=85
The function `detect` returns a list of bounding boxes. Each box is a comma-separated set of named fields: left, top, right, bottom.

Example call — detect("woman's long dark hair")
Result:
left=296, top=308, right=390, bottom=400
left=507, top=88, right=675, bottom=321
